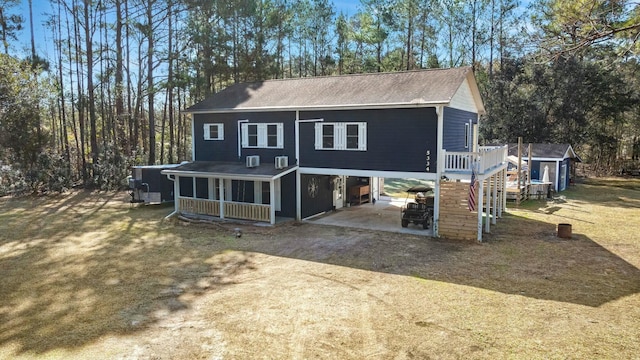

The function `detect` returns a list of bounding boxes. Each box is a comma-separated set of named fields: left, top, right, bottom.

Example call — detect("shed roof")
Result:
left=507, top=143, right=581, bottom=161
left=186, top=67, right=484, bottom=114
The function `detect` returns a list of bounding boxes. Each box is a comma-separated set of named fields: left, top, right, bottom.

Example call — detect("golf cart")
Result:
left=401, top=185, right=434, bottom=229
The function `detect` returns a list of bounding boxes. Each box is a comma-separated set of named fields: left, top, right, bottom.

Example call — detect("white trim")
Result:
left=296, top=170, right=302, bottom=221
left=530, top=157, right=564, bottom=162
left=298, top=167, right=438, bottom=180
left=184, top=101, right=451, bottom=114
left=203, top=123, right=224, bottom=140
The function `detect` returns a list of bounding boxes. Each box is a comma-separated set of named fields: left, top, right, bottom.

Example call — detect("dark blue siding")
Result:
left=277, top=172, right=297, bottom=218
left=299, top=108, right=437, bottom=172
left=443, top=107, right=477, bottom=152
left=193, top=112, right=296, bottom=163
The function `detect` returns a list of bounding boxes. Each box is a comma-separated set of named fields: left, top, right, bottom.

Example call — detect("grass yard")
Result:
left=0, top=178, right=639, bottom=359
left=381, top=178, right=434, bottom=198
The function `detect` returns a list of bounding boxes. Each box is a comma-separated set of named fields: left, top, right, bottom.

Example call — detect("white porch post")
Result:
left=485, top=176, right=491, bottom=233
left=296, top=170, right=301, bottom=221
left=173, top=175, right=179, bottom=214
left=219, top=178, right=225, bottom=219
left=270, top=180, right=276, bottom=225
left=492, top=174, right=498, bottom=225
left=477, top=178, right=484, bottom=242
left=434, top=105, right=444, bottom=237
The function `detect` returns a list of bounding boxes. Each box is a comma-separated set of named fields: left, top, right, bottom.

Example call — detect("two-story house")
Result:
left=162, top=67, right=508, bottom=241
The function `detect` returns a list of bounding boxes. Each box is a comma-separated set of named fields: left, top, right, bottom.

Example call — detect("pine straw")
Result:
left=0, top=182, right=639, bottom=359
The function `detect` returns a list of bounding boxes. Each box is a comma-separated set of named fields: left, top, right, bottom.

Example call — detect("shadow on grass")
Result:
left=0, top=191, right=253, bottom=355
left=1, top=187, right=639, bottom=355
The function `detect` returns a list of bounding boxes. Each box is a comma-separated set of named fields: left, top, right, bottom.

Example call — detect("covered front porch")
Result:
left=162, top=161, right=298, bottom=225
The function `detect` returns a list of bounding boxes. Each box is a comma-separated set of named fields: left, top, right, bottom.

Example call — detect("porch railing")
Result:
left=178, top=198, right=271, bottom=222
left=444, top=145, right=508, bottom=174
left=179, top=198, right=220, bottom=216
left=224, top=201, right=271, bottom=222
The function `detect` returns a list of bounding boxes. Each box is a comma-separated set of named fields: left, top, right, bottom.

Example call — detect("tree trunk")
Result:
left=147, top=0, right=156, bottom=165
left=84, top=0, right=99, bottom=176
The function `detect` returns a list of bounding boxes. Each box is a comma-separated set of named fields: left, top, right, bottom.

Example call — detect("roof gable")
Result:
left=186, top=67, right=484, bottom=114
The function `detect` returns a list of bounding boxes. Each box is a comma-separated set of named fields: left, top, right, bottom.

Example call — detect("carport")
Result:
left=307, top=197, right=434, bottom=236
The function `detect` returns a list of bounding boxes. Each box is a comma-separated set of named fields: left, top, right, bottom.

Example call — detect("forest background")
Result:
left=0, top=0, right=638, bottom=194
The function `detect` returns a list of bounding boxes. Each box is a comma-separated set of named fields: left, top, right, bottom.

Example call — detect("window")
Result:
left=247, top=124, right=258, bottom=147
left=322, top=124, right=334, bottom=148
left=241, top=123, right=284, bottom=149
left=315, top=122, right=367, bottom=151
left=267, top=124, right=278, bottom=147
left=464, top=122, right=471, bottom=149
left=204, top=123, right=224, bottom=140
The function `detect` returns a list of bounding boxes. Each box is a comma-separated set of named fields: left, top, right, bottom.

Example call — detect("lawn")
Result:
left=0, top=178, right=639, bottom=359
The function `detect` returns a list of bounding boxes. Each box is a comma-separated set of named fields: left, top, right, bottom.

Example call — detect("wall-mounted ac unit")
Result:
left=275, top=156, right=288, bottom=169
left=246, top=155, right=260, bottom=168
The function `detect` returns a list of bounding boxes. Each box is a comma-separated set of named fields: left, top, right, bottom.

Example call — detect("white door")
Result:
left=560, top=164, right=567, bottom=191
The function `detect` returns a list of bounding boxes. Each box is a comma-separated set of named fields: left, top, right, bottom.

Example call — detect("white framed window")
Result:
left=204, top=123, right=224, bottom=140
left=464, top=122, right=471, bottom=149
left=315, top=122, right=367, bottom=151
left=241, top=123, right=284, bottom=149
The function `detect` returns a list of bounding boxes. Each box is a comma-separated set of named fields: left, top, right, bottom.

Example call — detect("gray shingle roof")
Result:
left=186, top=67, right=476, bottom=113
left=507, top=143, right=579, bottom=160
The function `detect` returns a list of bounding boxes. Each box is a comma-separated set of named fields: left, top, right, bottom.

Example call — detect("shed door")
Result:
left=560, top=164, right=567, bottom=191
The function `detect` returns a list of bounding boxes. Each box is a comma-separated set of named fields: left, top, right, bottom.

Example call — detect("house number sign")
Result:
left=425, top=150, right=431, bottom=172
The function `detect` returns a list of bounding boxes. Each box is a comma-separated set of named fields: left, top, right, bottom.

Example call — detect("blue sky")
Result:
left=13, top=0, right=363, bottom=59
left=14, top=0, right=531, bottom=60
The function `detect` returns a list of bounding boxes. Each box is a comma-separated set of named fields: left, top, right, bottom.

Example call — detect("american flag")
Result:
left=468, top=169, right=478, bottom=212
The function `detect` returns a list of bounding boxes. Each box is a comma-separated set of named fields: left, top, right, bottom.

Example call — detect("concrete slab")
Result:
left=308, top=198, right=433, bottom=236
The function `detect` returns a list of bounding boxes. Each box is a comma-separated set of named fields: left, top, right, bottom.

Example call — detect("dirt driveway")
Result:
left=1, top=183, right=640, bottom=359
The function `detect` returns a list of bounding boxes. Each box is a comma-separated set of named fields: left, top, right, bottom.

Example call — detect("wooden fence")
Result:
left=439, top=181, right=477, bottom=241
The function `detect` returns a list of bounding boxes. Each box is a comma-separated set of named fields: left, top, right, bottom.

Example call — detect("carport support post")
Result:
left=477, top=178, right=484, bottom=242
left=485, top=175, right=491, bottom=233
left=295, top=170, right=301, bottom=221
